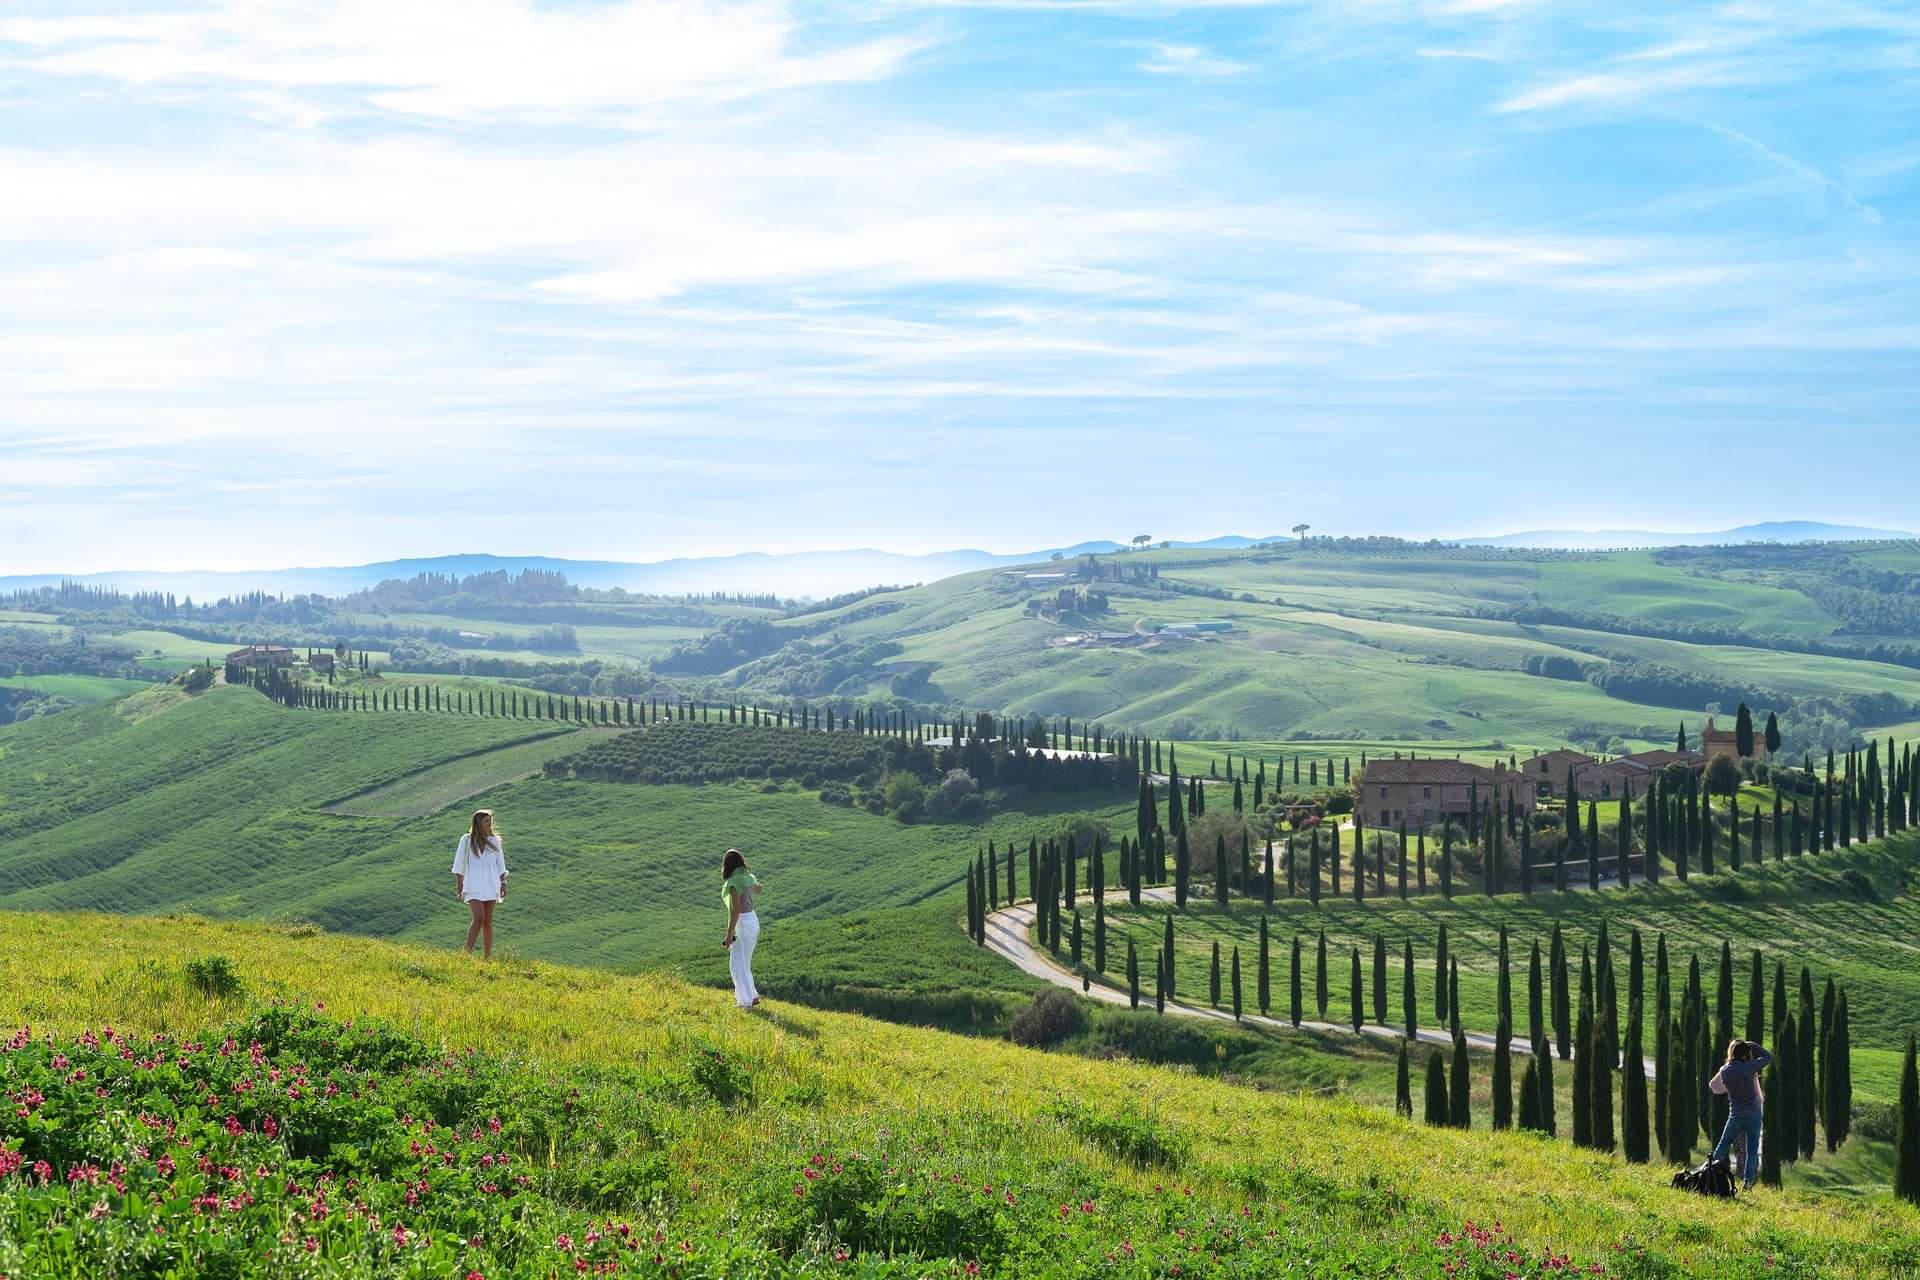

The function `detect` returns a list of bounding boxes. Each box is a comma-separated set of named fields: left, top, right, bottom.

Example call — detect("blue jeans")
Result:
left=1710, top=1110, right=1763, bottom=1187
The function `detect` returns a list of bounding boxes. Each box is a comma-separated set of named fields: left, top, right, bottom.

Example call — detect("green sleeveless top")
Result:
left=723, top=869, right=759, bottom=911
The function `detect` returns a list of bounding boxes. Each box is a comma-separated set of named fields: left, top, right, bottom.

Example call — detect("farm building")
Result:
left=1159, top=621, right=1232, bottom=636
left=1517, top=749, right=1595, bottom=797
left=308, top=652, right=335, bottom=673
left=226, top=644, right=294, bottom=670
left=1354, top=757, right=1538, bottom=829
left=1700, top=716, right=1768, bottom=766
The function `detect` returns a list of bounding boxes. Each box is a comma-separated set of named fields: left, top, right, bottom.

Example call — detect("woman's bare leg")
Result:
left=479, top=899, right=496, bottom=958
left=465, top=900, right=484, bottom=953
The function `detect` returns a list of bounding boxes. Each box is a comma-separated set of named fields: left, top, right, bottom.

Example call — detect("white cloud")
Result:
left=0, top=0, right=926, bottom=123
left=1138, top=42, right=1250, bottom=75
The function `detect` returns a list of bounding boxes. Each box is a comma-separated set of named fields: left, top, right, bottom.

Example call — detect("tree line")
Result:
left=964, top=843, right=1861, bottom=1179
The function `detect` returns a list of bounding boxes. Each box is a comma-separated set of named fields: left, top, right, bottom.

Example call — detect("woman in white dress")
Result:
left=452, top=809, right=508, bottom=958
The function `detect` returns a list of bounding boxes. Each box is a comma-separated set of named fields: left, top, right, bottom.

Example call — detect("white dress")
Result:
left=452, top=834, right=507, bottom=902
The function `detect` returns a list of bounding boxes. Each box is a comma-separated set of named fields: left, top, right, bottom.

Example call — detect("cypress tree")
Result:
left=1836, top=988, right=1853, bottom=1146
left=1493, top=1022, right=1513, bottom=1131
left=1798, top=966, right=1818, bottom=1159
left=1127, top=939, right=1139, bottom=1008
left=1258, top=915, right=1271, bottom=1016
left=1094, top=899, right=1107, bottom=972
left=1450, top=1034, right=1471, bottom=1129
left=1573, top=955, right=1594, bottom=1147
left=1518, top=1057, right=1543, bottom=1132
left=1162, top=916, right=1175, bottom=1002
left=1175, top=829, right=1190, bottom=909
left=1263, top=839, right=1275, bottom=907
left=1373, top=934, right=1388, bottom=1027
left=1316, top=930, right=1329, bottom=1019
left=1551, top=924, right=1570, bottom=1059
left=1070, top=909, right=1083, bottom=965
left=1231, top=946, right=1243, bottom=1021
left=1291, top=934, right=1303, bottom=1027
left=1425, top=1050, right=1449, bottom=1126
left=1747, top=949, right=1766, bottom=1044
left=1309, top=831, right=1322, bottom=906
left=1403, top=938, right=1418, bottom=1041
left=1440, top=818, right=1455, bottom=899
left=1396, top=1039, right=1413, bottom=1117
left=1210, top=940, right=1222, bottom=1008
left=1666, top=1015, right=1693, bottom=1164
left=1528, top=939, right=1545, bottom=1058
left=1350, top=946, right=1363, bottom=1032
left=1897, top=1035, right=1920, bottom=1204
left=1440, top=956, right=1457, bottom=1038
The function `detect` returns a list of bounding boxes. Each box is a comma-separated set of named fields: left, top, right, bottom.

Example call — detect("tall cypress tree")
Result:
left=1403, top=938, right=1418, bottom=1042
left=1127, top=939, right=1139, bottom=1009
left=1315, top=930, right=1329, bottom=1020
left=1898, top=1034, right=1920, bottom=1205
left=1373, top=934, right=1388, bottom=1027
left=1291, top=935, right=1303, bottom=1027
left=1350, top=946, right=1363, bottom=1033
left=1551, top=924, right=1571, bottom=1059
left=1210, top=941, right=1222, bottom=1009
left=1397, top=1040, right=1413, bottom=1118
left=1425, top=1050, right=1449, bottom=1126
left=1258, top=915, right=1271, bottom=1016
left=1623, top=995, right=1649, bottom=1163
left=1231, top=946, right=1243, bottom=1022
left=1572, top=952, right=1594, bottom=1147
left=1450, top=1034, right=1471, bottom=1129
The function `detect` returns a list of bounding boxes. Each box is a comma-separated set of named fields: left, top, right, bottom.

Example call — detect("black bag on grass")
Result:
left=1670, top=1157, right=1736, bottom=1198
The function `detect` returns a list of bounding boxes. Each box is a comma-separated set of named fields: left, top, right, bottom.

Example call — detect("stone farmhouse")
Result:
left=1355, top=757, right=1538, bottom=829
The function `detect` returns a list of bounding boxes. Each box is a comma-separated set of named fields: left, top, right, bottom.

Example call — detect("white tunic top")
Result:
left=452, top=834, right=507, bottom=902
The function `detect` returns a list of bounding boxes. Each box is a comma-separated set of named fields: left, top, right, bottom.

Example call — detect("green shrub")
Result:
left=1007, top=990, right=1085, bottom=1048
left=183, top=953, right=242, bottom=999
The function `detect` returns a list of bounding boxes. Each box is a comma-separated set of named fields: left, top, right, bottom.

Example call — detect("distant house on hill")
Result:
left=1700, top=716, right=1766, bottom=766
left=1518, top=748, right=1596, bottom=797
left=308, top=652, right=335, bottom=674
left=648, top=686, right=684, bottom=707
left=1159, top=621, right=1232, bottom=636
left=227, top=644, right=294, bottom=670
left=1355, top=757, right=1537, bottom=829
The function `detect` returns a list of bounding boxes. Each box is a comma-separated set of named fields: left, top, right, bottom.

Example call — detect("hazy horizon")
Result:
left=5, top=1, right=1917, bottom=568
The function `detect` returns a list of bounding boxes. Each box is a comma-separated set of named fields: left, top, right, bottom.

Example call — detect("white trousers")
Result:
left=729, top=911, right=760, bottom=1007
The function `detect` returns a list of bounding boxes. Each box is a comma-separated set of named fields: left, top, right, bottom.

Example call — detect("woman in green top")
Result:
left=722, top=848, right=765, bottom=1008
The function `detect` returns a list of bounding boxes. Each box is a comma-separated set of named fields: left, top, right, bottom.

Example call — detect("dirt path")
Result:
left=980, top=887, right=1654, bottom=1070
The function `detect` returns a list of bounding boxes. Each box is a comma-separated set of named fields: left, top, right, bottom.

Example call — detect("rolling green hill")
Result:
left=682, top=543, right=1920, bottom=750
left=0, top=685, right=1128, bottom=972
left=3, top=910, right=1915, bottom=1278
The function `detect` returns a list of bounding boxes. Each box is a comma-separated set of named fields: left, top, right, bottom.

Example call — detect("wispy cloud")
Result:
left=1706, top=124, right=1884, bottom=227
left=1138, top=42, right=1250, bottom=75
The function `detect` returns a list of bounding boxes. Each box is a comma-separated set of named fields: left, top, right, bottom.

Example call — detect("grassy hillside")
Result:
left=3, top=910, right=1915, bottom=1278
left=731, top=545, right=1920, bottom=746
left=0, top=686, right=1129, bottom=971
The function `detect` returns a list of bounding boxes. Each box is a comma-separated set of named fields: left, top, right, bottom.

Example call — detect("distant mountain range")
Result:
left=0, top=535, right=1295, bottom=602
left=1456, top=521, right=1916, bottom=550
left=7, top=522, right=1909, bottom=601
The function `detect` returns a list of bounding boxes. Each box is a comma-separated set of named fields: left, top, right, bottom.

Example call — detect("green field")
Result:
left=3, top=910, right=1915, bottom=1278
left=0, top=686, right=1130, bottom=972
left=322, top=726, right=599, bottom=817
left=735, top=545, right=1919, bottom=746
left=0, top=673, right=151, bottom=703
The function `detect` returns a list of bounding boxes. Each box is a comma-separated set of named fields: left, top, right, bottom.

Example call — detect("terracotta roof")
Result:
left=1357, top=759, right=1515, bottom=786
left=1615, top=749, right=1702, bottom=769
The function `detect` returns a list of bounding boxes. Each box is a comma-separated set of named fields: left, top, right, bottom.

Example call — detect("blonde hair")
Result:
left=469, top=809, right=497, bottom=855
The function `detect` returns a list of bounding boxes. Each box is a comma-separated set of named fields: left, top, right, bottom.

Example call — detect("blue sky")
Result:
left=2, top=0, right=1917, bottom=572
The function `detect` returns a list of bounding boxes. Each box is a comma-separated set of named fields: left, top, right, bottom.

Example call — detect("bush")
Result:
left=1049, top=1100, right=1188, bottom=1168
left=1008, top=989, right=1086, bottom=1048
left=184, top=954, right=242, bottom=999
